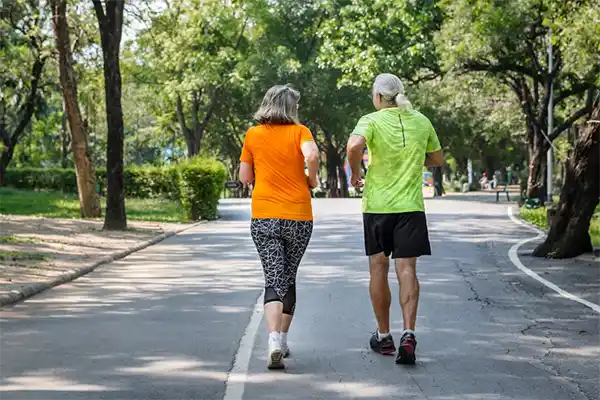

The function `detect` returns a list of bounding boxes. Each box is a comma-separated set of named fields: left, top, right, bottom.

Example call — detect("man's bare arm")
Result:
left=347, top=135, right=366, bottom=176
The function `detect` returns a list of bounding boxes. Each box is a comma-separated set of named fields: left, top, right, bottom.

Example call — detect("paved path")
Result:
left=1, top=199, right=598, bottom=400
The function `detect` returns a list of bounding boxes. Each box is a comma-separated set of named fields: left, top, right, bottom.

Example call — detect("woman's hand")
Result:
left=307, top=175, right=318, bottom=189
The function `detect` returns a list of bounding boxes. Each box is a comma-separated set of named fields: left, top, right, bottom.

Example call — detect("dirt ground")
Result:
left=0, top=215, right=190, bottom=298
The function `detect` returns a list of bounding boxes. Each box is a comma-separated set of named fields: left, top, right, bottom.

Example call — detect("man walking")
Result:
left=346, top=73, right=443, bottom=364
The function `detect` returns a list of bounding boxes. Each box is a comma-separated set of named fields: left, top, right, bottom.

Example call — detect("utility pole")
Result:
left=546, top=26, right=554, bottom=204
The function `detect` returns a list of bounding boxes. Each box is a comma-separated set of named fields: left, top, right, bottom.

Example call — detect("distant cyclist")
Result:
left=346, top=73, right=443, bottom=364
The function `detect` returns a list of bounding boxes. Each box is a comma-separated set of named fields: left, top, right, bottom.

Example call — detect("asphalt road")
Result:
left=1, top=198, right=598, bottom=400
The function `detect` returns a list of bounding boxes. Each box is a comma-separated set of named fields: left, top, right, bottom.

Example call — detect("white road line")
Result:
left=507, top=207, right=600, bottom=314
left=223, top=290, right=264, bottom=400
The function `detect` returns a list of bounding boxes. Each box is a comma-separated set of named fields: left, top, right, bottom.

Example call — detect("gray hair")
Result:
left=373, top=73, right=412, bottom=108
left=254, top=84, right=300, bottom=125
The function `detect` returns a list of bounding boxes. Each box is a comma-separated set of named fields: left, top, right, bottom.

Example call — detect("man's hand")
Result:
left=307, top=175, right=318, bottom=189
left=350, top=173, right=364, bottom=188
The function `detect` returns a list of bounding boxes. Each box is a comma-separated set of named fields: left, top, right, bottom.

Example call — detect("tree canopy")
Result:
left=1, top=0, right=596, bottom=196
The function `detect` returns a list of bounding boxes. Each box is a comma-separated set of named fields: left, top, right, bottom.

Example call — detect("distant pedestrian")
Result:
left=239, top=84, right=320, bottom=370
left=346, top=73, right=443, bottom=364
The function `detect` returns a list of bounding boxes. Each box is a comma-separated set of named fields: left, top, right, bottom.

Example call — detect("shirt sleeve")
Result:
left=351, top=116, right=373, bottom=142
left=240, top=130, right=253, bottom=164
left=299, top=125, right=315, bottom=146
left=426, top=121, right=441, bottom=153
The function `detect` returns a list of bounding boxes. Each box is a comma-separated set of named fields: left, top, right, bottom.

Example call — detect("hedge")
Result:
left=3, top=158, right=227, bottom=221
left=5, top=166, right=182, bottom=199
left=178, top=158, right=227, bottom=221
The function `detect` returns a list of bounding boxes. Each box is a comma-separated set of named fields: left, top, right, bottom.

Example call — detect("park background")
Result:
left=1, top=0, right=598, bottom=262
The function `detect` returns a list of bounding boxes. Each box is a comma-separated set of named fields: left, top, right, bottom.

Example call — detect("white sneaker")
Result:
left=281, top=342, right=290, bottom=358
left=267, top=335, right=284, bottom=370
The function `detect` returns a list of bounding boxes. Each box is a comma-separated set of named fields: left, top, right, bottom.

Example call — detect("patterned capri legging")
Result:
left=250, top=218, right=313, bottom=315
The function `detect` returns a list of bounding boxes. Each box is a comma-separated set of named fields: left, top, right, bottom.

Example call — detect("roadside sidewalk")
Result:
left=0, top=215, right=199, bottom=307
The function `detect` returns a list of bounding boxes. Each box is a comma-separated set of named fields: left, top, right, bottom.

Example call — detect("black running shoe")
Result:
left=396, top=332, right=417, bottom=364
left=369, top=331, right=396, bottom=355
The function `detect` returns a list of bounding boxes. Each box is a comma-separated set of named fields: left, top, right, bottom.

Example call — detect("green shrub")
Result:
left=5, top=166, right=179, bottom=199
left=4, top=168, right=78, bottom=192
left=122, top=166, right=179, bottom=199
left=5, top=160, right=228, bottom=221
left=178, top=157, right=227, bottom=221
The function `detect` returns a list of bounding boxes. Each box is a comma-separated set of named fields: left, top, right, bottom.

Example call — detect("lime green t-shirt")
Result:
left=351, top=106, right=441, bottom=213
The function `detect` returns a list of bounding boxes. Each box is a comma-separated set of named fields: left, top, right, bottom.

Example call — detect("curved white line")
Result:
left=507, top=207, right=600, bottom=314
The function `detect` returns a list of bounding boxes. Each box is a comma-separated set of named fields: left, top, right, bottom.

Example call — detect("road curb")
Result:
left=0, top=221, right=204, bottom=308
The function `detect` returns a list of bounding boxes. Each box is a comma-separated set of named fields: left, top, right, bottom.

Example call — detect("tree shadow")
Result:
left=0, top=199, right=598, bottom=399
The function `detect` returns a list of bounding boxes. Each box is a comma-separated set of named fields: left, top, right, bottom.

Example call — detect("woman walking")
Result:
left=239, top=84, right=319, bottom=370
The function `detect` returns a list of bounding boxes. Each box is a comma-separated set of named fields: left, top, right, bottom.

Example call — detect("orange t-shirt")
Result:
left=240, top=124, right=314, bottom=221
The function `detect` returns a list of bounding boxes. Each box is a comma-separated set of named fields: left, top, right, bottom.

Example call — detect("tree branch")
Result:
left=112, top=0, right=125, bottom=45
left=227, top=115, right=244, bottom=148
left=11, top=57, right=45, bottom=146
left=233, top=16, right=248, bottom=51
left=198, top=87, right=220, bottom=132
left=550, top=88, right=596, bottom=140
left=555, top=82, right=596, bottom=105
left=91, top=0, right=105, bottom=28
left=462, top=59, right=541, bottom=81
left=175, top=94, right=191, bottom=141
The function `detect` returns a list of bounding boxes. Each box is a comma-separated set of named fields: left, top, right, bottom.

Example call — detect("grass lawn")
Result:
left=520, top=204, right=600, bottom=247
left=0, top=187, right=187, bottom=223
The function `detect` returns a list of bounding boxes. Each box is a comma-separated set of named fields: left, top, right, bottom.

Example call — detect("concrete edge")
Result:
left=0, top=221, right=205, bottom=308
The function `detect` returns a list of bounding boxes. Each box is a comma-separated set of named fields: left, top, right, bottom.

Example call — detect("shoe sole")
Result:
left=395, top=346, right=416, bottom=364
left=370, top=342, right=396, bottom=356
left=267, top=350, right=285, bottom=370
left=378, top=347, right=396, bottom=356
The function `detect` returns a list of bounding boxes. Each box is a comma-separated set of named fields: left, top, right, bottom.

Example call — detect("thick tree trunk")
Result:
left=533, top=103, right=599, bottom=258
left=101, top=43, right=126, bottom=229
left=93, top=0, right=126, bottom=230
left=52, top=0, right=101, bottom=218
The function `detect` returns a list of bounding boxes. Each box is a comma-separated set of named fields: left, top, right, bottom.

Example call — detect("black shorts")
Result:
left=363, top=212, right=432, bottom=258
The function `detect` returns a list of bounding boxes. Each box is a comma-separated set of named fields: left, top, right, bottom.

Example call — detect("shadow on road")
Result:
left=0, top=199, right=598, bottom=399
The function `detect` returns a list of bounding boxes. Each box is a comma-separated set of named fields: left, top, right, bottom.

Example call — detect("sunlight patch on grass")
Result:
left=0, top=188, right=186, bottom=223
left=520, top=205, right=600, bottom=247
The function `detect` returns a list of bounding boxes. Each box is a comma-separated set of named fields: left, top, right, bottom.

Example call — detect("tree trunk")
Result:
left=60, top=104, right=70, bottom=168
left=0, top=57, right=45, bottom=185
left=0, top=145, right=15, bottom=186
left=325, top=146, right=340, bottom=198
left=52, top=0, right=101, bottom=218
left=93, top=0, right=126, bottom=230
left=337, top=161, right=349, bottom=198
left=526, top=125, right=548, bottom=201
left=533, top=103, right=599, bottom=259
left=176, top=90, right=218, bottom=157
left=433, top=166, right=445, bottom=196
